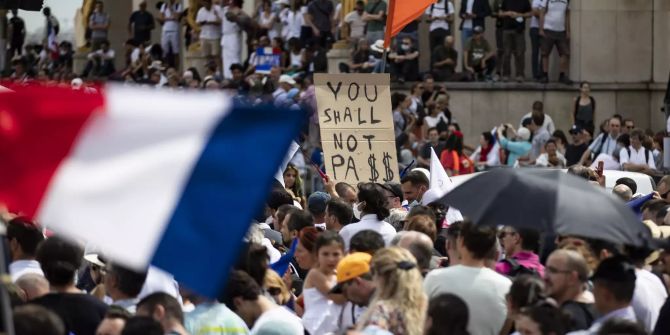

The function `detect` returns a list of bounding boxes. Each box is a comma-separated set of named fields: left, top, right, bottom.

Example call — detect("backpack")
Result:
left=625, top=147, right=650, bottom=165
left=502, top=258, right=539, bottom=277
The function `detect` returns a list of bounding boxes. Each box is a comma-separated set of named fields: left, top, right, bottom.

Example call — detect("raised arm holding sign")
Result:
left=315, top=74, right=399, bottom=186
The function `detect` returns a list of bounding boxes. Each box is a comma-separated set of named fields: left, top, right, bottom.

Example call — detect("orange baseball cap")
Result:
left=331, top=252, right=372, bottom=294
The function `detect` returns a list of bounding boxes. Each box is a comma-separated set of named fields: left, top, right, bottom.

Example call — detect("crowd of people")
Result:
left=2, top=1, right=670, bottom=335
left=6, top=169, right=670, bottom=335
left=2, top=0, right=576, bottom=85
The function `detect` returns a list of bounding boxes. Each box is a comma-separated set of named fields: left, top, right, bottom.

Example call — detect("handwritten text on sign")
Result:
left=315, top=74, right=398, bottom=185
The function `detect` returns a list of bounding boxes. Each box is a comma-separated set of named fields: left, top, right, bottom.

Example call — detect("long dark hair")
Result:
left=445, top=133, right=464, bottom=155
left=357, top=183, right=390, bottom=220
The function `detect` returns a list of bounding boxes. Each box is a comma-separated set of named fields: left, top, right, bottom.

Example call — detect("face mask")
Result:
left=401, top=44, right=410, bottom=51
left=353, top=202, right=363, bottom=219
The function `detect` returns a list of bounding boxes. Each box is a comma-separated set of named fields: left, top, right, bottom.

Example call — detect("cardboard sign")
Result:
left=254, top=47, right=282, bottom=74
left=315, top=74, right=399, bottom=186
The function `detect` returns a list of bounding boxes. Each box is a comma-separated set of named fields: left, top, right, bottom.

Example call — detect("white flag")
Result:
left=274, top=140, right=300, bottom=187
left=423, top=147, right=463, bottom=223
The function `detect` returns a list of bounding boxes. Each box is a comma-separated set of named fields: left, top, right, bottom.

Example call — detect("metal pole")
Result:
left=381, top=49, right=388, bottom=74
left=0, top=223, right=15, bottom=335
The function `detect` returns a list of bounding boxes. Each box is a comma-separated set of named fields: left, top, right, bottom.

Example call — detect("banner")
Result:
left=254, top=47, right=282, bottom=74
left=315, top=74, right=399, bottom=186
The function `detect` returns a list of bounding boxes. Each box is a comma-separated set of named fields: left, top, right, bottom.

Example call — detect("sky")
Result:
left=20, top=0, right=80, bottom=34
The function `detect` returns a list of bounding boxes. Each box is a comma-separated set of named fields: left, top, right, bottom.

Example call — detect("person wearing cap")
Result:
left=307, top=191, right=331, bottom=230
left=6, top=217, right=45, bottom=282
left=464, top=26, right=496, bottom=81
left=565, top=124, right=589, bottom=166
left=325, top=198, right=353, bottom=233
left=497, top=123, right=531, bottom=166
left=331, top=252, right=375, bottom=330
left=272, top=74, right=296, bottom=106
left=570, top=256, right=637, bottom=335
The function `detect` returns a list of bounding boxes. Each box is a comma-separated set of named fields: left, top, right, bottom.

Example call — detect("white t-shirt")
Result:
left=620, top=146, right=656, bottom=169
left=530, top=0, right=544, bottom=28
left=9, top=260, right=44, bottom=282
left=160, top=2, right=183, bottom=32
left=251, top=306, right=304, bottom=335
left=424, top=265, right=512, bottom=335
left=197, top=6, right=222, bottom=40
left=221, top=6, right=241, bottom=35
left=632, top=269, right=668, bottom=332
left=425, top=0, right=455, bottom=32
left=139, top=266, right=182, bottom=303
left=280, top=9, right=303, bottom=40
left=344, top=11, right=366, bottom=39
left=463, top=0, right=475, bottom=29
left=519, top=112, right=556, bottom=135
left=339, top=214, right=397, bottom=251
left=424, top=114, right=449, bottom=129
left=542, top=0, right=569, bottom=32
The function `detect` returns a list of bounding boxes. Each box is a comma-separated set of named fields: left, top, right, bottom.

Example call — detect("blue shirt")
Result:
left=568, top=306, right=636, bottom=335
left=499, top=137, right=531, bottom=166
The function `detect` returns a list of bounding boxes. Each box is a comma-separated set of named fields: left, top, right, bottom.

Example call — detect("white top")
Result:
left=424, top=265, right=512, bottom=335
left=463, top=0, right=475, bottom=29
left=632, top=269, right=668, bottom=332
left=250, top=305, right=304, bottom=335
left=470, top=143, right=501, bottom=167
left=258, top=12, right=278, bottom=39
left=424, top=114, right=449, bottom=129
left=620, top=146, right=656, bottom=169
left=519, top=112, right=556, bottom=134
left=541, top=0, right=569, bottom=32
left=280, top=9, right=303, bottom=40
left=197, top=6, right=222, bottom=40
left=139, top=266, right=182, bottom=303
left=344, top=11, right=366, bottom=39
left=88, top=48, right=115, bottom=60
left=302, top=287, right=341, bottom=334
left=160, top=2, right=183, bottom=32
left=221, top=6, right=241, bottom=35
left=535, top=152, right=567, bottom=168
left=339, top=214, right=397, bottom=251
left=425, top=0, right=455, bottom=32
left=9, top=260, right=44, bottom=282
left=530, top=0, right=544, bottom=28
left=588, top=133, right=618, bottom=156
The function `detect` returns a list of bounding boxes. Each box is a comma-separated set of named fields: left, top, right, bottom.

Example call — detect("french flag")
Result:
left=0, top=84, right=304, bottom=296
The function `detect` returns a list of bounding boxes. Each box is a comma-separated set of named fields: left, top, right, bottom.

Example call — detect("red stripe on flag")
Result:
left=0, top=85, right=105, bottom=218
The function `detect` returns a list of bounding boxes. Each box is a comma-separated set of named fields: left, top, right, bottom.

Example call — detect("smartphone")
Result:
left=596, top=161, right=604, bottom=177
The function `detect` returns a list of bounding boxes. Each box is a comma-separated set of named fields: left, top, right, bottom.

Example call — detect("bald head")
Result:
left=16, top=274, right=49, bottom=300
left=397, top=231, right=434, bottom=272
left=552, top=249, right=590, bottom=283
left=445, top=36, right=454, bottom=47
left=613, top=184, right=633, bottom=202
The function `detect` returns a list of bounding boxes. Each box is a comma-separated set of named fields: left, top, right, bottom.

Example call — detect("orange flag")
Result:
left=384, top=0, right=437, bottom=48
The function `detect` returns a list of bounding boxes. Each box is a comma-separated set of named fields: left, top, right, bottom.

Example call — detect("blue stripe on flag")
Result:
left=152, top=103, right=305, bottom=297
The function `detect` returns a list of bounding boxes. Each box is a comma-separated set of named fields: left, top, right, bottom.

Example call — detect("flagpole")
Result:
left=0, top=224, right=15, bottom=335
left=381, top=0, right=396, bottom=74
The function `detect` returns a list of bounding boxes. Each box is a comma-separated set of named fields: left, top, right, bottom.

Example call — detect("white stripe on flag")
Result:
left=37, top=86, right=231, bottom=270
left=274, top=141, right=300, bottom=187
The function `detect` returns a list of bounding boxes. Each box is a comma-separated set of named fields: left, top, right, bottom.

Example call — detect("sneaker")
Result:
left=559, top=74, right=573, bottom=85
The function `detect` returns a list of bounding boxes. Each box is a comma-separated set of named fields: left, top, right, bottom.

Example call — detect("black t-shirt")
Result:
left=9, top=17, right=25, bottom=42
left=654, top=298, right=670, bottom=335
left=421, top=142, right=446, bottom=160
left=432, top=46, right=458, bottom=71
left=32, top=293, right=108, bottom=335
left=561, top=301, right=597, bottom=331
left=501, top=0, right=531, bottom=31
left=129, top=10, right=155, bottom=42
left=565, top=143, right=588, bottom=166
left=352, top=50, right=370, bottom=65
left=401, top=19, right=420, bottom=33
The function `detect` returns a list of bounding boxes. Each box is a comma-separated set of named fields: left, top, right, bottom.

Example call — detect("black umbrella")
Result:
left=441, top=169, right=651, bottom=247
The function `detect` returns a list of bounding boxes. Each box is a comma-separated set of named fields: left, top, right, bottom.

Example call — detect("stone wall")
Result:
left=393, top=82, right=668, bottom=146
